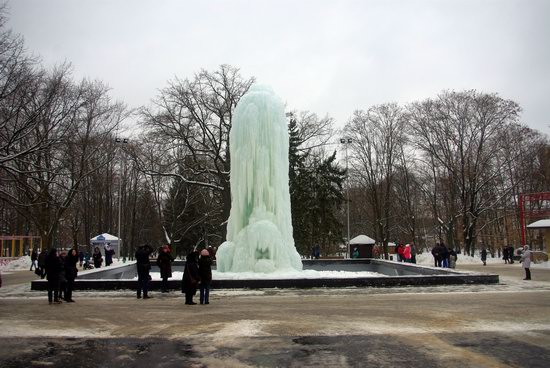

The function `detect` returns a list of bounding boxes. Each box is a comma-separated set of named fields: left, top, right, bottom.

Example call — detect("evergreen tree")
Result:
left=289, top=118, right=346, bottom=256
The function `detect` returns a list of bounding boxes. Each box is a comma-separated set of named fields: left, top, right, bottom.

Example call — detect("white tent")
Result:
left=526, top=219, right=550, bottom=229
left=350, top=235, right=376, bottom=245
left=90, top=233, right=121, bottom=258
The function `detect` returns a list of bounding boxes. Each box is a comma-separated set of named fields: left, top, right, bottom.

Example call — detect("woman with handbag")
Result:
left=182, top=251, right=200, bottom=305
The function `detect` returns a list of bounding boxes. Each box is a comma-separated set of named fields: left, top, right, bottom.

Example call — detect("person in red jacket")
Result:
left=396, top=243, right=405, bottom=262
left=403, top=244, right=412, bottom=263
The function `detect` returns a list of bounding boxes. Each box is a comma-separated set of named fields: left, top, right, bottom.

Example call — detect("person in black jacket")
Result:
left=182, top=251, right=200, bottom=305
left=45, top=248, right=62, bottom=304
left=92, top=247, right=103, bottom=268
left=135, top=244, right=153, bottom=299
left=37, top=249, right=48, bottom=278
left=30, top=249, right=38, bottom=271
left=156, top=245, right=174, bottom=293
left=64, top=247, right=79, bottom=302
left=198, top=249, right=213, bottom=305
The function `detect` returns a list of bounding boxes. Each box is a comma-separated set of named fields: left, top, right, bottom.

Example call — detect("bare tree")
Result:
left=139, top=65, right=254, bottom=239
left=345, top=103, right=407, bottom=258
left=407, top=90, right=522, bottom=254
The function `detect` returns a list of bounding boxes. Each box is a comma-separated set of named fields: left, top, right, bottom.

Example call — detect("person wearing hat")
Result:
left=198, top=248, right=213, bottom=305
left=520, top=245, right=532, bottom=280
left=156, top=245, right=174, bottom=293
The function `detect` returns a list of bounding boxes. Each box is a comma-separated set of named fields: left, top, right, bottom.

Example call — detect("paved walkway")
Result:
left=1, top=263, right=549, bottom=367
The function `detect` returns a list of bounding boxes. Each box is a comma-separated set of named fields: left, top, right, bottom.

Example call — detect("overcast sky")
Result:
left=7, top=0, right=550, bottom=135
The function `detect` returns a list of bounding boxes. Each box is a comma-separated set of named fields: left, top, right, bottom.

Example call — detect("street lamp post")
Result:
left=115, top=137, right=128, bottom=262
left=340, top=138, right=352, bottom=258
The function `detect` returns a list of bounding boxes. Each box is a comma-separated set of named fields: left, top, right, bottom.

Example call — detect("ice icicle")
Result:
left=217, top=85, right=303, bottom=273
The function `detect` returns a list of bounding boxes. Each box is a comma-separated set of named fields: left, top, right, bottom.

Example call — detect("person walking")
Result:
left=135, top=244, right=153, bottom=299
left=156, top=245, right=174, bottom=293
left=449, top=248, right=458, bottom=269
left=78, top=250, right=84, bottom=267
left=198, top=249, right=213, bottom=305
left=64, top=248, right=78, bottom=302
left=481, top=248, right=487, bottom=266
left=44, top=248, right=62, bottom=304
left=30, top=249, right=38, bottom=271
left=520, top=245, right=532, bottom=280
left=182, top=251, right=200, bottom=305
left=502, top=247, right=509, bottom=264
left=92, top=247, right=103, bottom=269
left=37, top=249, right=48, bottom=278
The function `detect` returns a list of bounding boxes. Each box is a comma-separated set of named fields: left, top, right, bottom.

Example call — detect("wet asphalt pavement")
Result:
left=1, top=263, right=549, bottom=367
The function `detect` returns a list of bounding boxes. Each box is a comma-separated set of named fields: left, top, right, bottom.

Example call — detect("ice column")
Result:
left=216, top=85, right=303, bottom=273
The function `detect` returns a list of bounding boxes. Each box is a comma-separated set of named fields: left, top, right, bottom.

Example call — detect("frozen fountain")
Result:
left=216, top=85, right=303, bottom=273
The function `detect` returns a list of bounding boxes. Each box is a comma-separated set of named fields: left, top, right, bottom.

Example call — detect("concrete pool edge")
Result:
left=30, top=259, right=499, bottom=291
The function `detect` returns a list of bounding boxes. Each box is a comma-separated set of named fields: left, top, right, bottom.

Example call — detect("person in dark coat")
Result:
left=182, top=251, right=200, bottom=305
left=156, top=245, right=174, bottom=293
left=198, top=249, right=213, bottom=305
left=30, top=249, right=38, bottom=271
left=508, top=246, right=515, bottom=264
left=58, top=251, right=67, bottom=301
left=135, top=244, right=153, bottom=299
left=44, top=248, right=62, bottom=304
left=431, top=243, right=442, bottom=267
left=481, top=248, right=488, bottom=266
left=92, top=247, right=103, bottom=268
left=37, top=249, right=48, bottom=278
left=440, top=243, right=450, bottom=268
left=104, top=243, right=114, bottom=266
left=78, top=250, right=85, bottom=267
left=64, top=248, right=78, bottom=302
left=503, top=247, right=509, bottom=264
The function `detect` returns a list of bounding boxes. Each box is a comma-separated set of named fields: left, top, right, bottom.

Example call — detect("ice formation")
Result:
left=216, top=85, right=303, bottom=273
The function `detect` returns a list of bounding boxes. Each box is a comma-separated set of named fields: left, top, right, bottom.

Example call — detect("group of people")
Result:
left=431, top=243, right=458, bottom=268
left=502, top=246, right=516, bottom=264
left=42, top=247, right=79, bottom=304
left=134, top=244, right=214, bottom=305
left=394, top=243, right=417, bottom=264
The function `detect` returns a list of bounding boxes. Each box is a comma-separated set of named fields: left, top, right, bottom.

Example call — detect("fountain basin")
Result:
left=30, top=259, right=498, bottom=291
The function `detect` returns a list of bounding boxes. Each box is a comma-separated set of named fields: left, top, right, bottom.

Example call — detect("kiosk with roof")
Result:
left=90, top=233, right=121, bottom=259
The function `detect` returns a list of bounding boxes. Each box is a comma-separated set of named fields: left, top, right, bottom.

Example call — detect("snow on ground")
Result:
left=415, top=251, right=550, bottom=268
left=0, top=256, right=31, bottom=271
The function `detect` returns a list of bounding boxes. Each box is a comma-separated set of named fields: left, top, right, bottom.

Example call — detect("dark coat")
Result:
left=38, top=251, right=48, bottom=268
left=198, top=255, right=213, bottom=284
left=135, top=246, right=152, bottom=276
left=65, top=251, right=79, bottom=281
left=93, top=251, right=103, bottom=268
left=182, top=253, right=200, bottom=293
left=45, top=251, right=62, bottom=281
left=156, top=251, right=174, bottom=279
left=481, top=249, right=488, bottom=261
